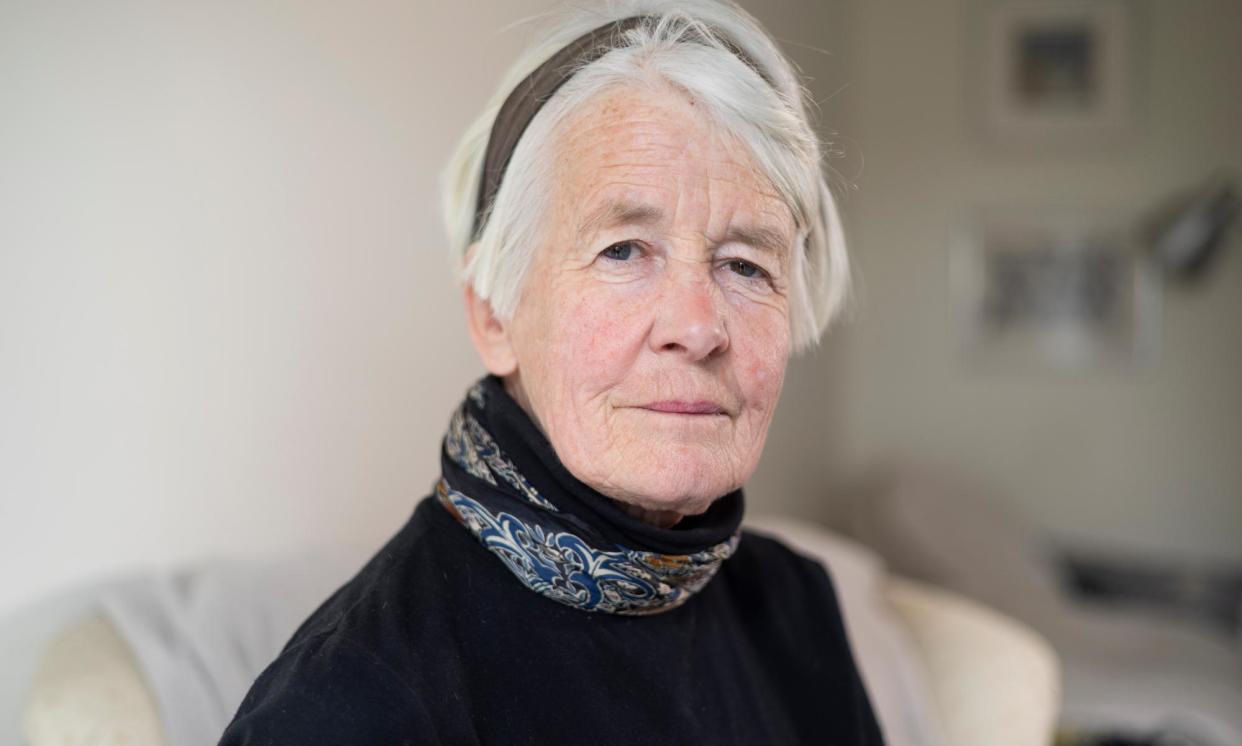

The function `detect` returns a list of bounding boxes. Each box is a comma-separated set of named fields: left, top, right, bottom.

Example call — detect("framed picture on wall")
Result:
left=973, top=0, right=1142, bottom=144
left=950, top=208, right=1160, bottom=370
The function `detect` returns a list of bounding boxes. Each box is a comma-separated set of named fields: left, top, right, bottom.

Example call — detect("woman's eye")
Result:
left=601, top=242, right=637, bottom=261
left=728, top=259, right=766, bottom=279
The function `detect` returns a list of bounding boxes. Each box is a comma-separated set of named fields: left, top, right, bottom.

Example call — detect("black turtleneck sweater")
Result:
left=219, top=377, right=885, bottom=745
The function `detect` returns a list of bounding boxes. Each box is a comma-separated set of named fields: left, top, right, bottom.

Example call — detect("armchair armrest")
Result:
left=886, top=577, right=1060, bottom=746
left=23, top=613, right=164, bottom=746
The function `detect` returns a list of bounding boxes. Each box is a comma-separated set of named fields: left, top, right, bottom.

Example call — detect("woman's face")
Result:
left=481, top=84, right=795, bottom=521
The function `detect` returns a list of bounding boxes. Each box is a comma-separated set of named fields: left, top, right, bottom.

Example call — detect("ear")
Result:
left=462, top=264, right=518, bottom=377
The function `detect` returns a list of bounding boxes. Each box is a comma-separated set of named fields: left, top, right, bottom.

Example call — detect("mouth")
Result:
left=635, top=400, right=730, bottom=416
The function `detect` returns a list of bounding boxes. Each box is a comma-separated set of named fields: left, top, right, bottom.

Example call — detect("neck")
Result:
left=615, top=500, right=684, bottom=529
left=436, top=375, right=745, bottom=615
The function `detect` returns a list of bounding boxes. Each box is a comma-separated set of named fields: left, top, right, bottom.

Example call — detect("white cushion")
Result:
left=886, top=578, right=1061, bottom=746
left=23, top=613, right=164, bottom=746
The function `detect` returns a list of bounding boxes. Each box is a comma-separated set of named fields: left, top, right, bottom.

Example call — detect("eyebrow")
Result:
left=576, top=200, right=665, bottom=243
left=576, top=199, right=792, bottom=259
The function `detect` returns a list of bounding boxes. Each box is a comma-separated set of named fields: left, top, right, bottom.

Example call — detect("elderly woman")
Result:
left=221, top=0, right=880, bottom=743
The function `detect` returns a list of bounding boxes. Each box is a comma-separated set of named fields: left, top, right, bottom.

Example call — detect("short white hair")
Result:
left=440, top=0, right=850, bottom=352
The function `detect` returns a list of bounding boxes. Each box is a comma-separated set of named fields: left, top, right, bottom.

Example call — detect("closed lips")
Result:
left=637, top=401, right=728, bottom=415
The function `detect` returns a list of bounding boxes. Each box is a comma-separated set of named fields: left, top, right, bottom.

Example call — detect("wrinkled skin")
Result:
left=466, top=82, right=794, bottom=527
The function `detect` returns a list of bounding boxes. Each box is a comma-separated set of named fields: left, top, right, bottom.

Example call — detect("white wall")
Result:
left=737, top=0, right=856, bottom=522
left=833, top=0, right=1242, bottom=562
left=0, top=0, right=849, bottom=615
left=0, top=0, right=554, bottom=615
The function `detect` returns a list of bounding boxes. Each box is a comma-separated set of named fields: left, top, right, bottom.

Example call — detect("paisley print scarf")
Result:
left=436, top=376, right=744, bottom=616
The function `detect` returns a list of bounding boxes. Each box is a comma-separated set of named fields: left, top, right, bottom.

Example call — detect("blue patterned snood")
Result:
left=435, top=376, right=744, bottom=616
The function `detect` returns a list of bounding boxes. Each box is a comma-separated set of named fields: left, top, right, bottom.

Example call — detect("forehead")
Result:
left=547, top=84, right=794, bottom=248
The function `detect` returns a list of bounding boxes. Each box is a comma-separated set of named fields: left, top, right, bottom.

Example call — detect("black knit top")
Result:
left=219, top=377, right=884, bottom=745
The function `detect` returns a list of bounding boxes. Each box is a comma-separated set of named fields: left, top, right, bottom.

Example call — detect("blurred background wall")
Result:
left=759, top=0, right=1242, bottom=566
left=757, top=0, right=1242, bottom=567
left=1, top=0, right=1238, bottom=617
left=1, top=0, right=530, bottom=614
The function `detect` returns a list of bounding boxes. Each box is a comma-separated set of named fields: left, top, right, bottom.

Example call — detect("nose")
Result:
left=648, top=272, right=729, bottom=361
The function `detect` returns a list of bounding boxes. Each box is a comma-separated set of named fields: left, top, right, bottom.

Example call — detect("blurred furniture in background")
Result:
left=23, top=613, right=163, bottom=745
left=1061, top=550, right=1242, bottom=637
left=0, top=579, right=147, bottom=746
left=846, top=465, right=1242, bottom=746
left=1144, top=172, right=1239, bottom=284
left=4, top=518, right=1058, bottom=746
left=3, top=551, right=360, bottom=746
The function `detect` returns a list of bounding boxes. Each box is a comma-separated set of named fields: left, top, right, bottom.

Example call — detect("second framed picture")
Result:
left=950, top=207, right=1160, bottom=371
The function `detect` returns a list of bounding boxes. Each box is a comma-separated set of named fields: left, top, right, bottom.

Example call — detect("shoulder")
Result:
left=220, top=629, right=427, bottom=744
left=715, top=529, right=860, bottom=680
left=272, top=496, right=475, bottom=651
left=725, top=528, right=847, bottom=612
left=718, top=528, right=887, bottom=744
left=220, top=497, right=466, bottom=745
left=707, top=528, right=859, bottom=661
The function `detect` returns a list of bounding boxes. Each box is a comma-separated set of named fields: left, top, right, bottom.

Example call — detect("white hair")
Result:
left=440, top=0, right=850, bottom=352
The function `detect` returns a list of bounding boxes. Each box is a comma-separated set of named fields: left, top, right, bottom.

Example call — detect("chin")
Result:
left=610, top=446, right=748, bottom=517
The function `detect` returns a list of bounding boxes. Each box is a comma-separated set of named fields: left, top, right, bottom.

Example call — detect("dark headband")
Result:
left=471, top=14, right=771, bottom=242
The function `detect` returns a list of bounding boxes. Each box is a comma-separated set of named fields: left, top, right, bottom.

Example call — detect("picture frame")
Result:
left=973, top=0, right=1141, bottom=144
left=950, top=207, right=1160, bottom=371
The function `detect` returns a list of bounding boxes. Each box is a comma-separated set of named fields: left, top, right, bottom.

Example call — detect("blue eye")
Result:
left=728, top=260, right=765, bottom=279
left=601, top=242, right=636, bottom=261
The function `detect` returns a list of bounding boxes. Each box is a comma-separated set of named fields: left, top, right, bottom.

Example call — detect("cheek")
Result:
left=735, top=313, right=790, bottom=415
left=541, top=288, right=648, bottom=405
